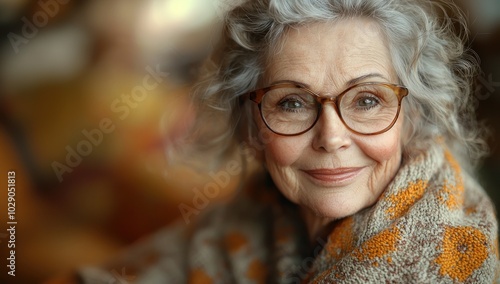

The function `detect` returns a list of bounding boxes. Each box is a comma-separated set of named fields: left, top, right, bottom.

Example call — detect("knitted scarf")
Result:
left=78, top=143, right=499, bottom=283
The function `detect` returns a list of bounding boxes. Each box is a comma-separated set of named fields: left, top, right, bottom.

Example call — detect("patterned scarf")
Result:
left=77, top=143, right=499, bottom=283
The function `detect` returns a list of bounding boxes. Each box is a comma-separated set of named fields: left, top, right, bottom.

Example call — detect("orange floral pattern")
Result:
left=306, top=147, right=496, bottom=282
left=435, top=226, right=489, bottom=282
left=224, top=231, right=248, bottom=253
left=326, top=216, right=354, bottom=259
left=353, top=226, right=401, bottom=263
left=77, top=144, right=498, bottom=283
left=385, top=180, right=427, bottom=219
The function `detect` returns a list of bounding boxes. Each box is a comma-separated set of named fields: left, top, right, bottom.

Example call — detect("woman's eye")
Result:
left=280, top=99, right=303, bottom=109
left=356, top=96, right=380, bottom=108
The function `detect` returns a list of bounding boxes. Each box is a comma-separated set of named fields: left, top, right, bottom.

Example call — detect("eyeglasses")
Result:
left=245, top=81, right=408, bottom=136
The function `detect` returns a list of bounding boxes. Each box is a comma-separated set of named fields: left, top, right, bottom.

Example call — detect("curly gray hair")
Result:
left=184, top=0, right=487, bottom=173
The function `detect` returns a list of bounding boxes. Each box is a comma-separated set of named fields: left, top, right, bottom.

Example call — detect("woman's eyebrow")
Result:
left=268, top=79, right=309, bottom=87
left=268, top=73, right=389, bottom=89
left=346, top=73, right=388, bottom=86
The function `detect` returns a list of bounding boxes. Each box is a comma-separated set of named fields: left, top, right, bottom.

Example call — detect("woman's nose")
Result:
left=311, top=104, right=351, bottom=152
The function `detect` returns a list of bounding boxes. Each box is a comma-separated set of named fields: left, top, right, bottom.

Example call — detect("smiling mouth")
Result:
left=302, top=167, right=364, bottom=184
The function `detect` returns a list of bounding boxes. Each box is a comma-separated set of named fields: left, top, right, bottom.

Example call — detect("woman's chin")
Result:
left=302, top=197, right=368, bottom=221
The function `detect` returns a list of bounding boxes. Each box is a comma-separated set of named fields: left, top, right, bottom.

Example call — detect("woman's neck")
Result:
left=300, top=208, right=337, bottom=244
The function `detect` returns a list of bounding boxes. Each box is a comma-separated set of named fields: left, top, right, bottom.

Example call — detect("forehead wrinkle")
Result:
left=287, top=27, right=357, bottom=94
left=267, top=50, right=342, bottom=94
left=344, top=50, right=397, bottom=82
left=265, top=56, right=315, bottom=85
left=264, top=18, right=397, bottom=94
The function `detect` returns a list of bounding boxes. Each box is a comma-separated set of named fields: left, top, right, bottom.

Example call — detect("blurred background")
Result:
left=0, top=0, right=498, bottom=283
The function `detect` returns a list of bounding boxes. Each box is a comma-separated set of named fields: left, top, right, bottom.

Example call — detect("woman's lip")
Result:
left=302, top=167, right=364, bottom=184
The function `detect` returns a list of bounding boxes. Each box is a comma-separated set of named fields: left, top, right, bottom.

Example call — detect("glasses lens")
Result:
left=261, top=87, right=318, bottom=135
left=340, top=84, right=399, bottom=134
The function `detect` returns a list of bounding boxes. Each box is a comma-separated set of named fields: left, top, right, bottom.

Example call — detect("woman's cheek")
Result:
left=356, top=118, right=403, bottom=163
left=359, top=136, right=399, bottom=162
left=358, top=130, right=403, bottom=198
left=264, top=137, right=305, bottom=167
left=264, top=145, right=303, bottom=203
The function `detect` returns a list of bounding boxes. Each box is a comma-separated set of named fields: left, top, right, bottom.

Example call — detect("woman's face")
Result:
left=254, top=19, right=404, bottom=220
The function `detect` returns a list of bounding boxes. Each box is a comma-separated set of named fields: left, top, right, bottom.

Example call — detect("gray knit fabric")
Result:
left=78, top=142, right=499, bottom=283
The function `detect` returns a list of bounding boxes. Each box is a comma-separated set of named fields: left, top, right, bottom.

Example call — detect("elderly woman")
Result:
left=76, top=0, right=498, bottom=283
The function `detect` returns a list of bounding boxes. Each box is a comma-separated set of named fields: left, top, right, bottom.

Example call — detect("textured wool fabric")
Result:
left=77, top=143, right=499, bottom=283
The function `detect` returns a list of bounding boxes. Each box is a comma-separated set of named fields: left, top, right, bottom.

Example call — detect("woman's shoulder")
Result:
left=71, top=172, right=282, bottom=283
left=73, top=221, right=188, bottom=283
